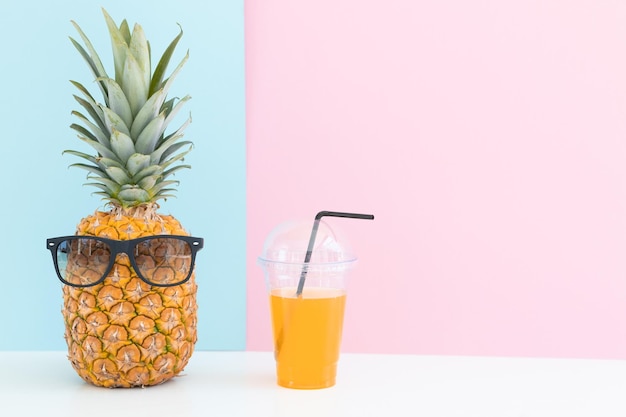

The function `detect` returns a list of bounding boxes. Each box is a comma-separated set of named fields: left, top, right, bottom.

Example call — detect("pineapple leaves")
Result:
left=163, top=95, right=191, bottom=130
left=149, top=24, right=183, bottom=96
left=149, top=180, right=180, bottom=198
left=128, top=23, right=151, bottom=96
left=102, top=10, right=150, bottom=118
left=160, top=142, right=193, bottom=167
left=126, top=153, right=151, bottom=176
left=133, top=165, right=163, bottom=182
left=156, top=115, right=192, bottom=153
left=105, top=166, right=132, bottom=185
left=119, top=19, right=131, bottom=45
left=70, top=118, right=108, bottom=147
left=70, top=80, right=98, bottom=106
left=67, top=9, right=194, bottom=207
left=63, top=150, right=101, bottom=167
left=137, top=175, right=160, bottom=190
left=69, top=163, right=106, bottom=177
left=110, top=130, right=136, bottom=162
left=129, top=88, right=166, bottom=139
left=117, top=187, right=151, bottom=204
left=85, top=178, right=121, bottom=195
left=69, top=22, right=108, bottom=101
left=64, top=153, right=121, bottom=195
left=162, top=164, right=191, bottom=180
left=150, top=133, right=184, bottom=164
left=64, top=151, right=125, bottom=179
left=70, top=21, right=108, bottom=78
left=76, top=135, right=119, bottom=161
left=133, top=97, right=190, bottom=154
left=160, top=51, right=190, bottom=102
left=100, top=78, right=133, bottom=128
left=129, top=52, right=189, bottom=138
left=161, top=98, right=176, bottom=117
left=73, top=94, right=107, bottom=136
left=135, top=113, right=165, bottom=154
left=98, top=157, right=124, bottom=169
left=102, top=8, right=129, bottom=85
left=123, top=50, right=150, bottom=117
left=101, top=106, right=130, bottom=137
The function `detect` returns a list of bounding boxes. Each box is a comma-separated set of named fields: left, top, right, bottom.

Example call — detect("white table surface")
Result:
left=1, top=351, right=626, bottom=416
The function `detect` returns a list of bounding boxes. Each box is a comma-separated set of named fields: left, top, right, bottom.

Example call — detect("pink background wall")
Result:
left=245, top=0, right=626, bottom=358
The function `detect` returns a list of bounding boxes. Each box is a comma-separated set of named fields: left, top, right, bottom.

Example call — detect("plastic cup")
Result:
left=258, top=214, right=368, bottom=389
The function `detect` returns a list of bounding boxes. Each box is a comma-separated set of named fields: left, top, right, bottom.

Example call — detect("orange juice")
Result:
left=270, top=287, right=347, bottom=389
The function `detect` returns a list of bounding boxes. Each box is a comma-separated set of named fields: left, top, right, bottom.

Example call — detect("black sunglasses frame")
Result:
left=46, top=235, right=204, bottom=288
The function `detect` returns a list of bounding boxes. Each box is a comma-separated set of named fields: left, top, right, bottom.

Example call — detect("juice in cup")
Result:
left=270, top=287, right=346, bottom=389
left=258, top=212, right=374, bottom=389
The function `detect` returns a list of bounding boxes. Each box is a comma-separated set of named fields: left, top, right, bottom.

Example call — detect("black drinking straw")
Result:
left=295, top=211, right=375, bottom=296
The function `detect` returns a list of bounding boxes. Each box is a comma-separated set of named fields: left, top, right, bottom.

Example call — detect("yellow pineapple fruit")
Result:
left=47, top=9, right=202, bottom=388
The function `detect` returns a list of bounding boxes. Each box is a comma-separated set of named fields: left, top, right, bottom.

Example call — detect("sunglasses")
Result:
left=46, top=235, right=204, bottom=288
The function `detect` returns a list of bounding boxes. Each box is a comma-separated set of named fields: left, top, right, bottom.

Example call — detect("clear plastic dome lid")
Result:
left=258, top=218, right=357, bottom=266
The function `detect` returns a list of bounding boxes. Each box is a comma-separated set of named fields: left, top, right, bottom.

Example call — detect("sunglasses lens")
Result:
left=56, top=238, right=112, bottom=286
left=134, top=237, right=194, bottom=285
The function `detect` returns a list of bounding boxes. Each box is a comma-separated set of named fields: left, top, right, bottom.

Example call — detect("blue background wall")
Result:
left=0, top=0, right=246, bottom=350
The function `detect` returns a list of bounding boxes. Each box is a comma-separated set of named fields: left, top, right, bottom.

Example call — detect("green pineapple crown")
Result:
left=67, top=8, right=192, bottom=209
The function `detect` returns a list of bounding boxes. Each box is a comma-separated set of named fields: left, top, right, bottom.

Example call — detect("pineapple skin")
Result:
left=62, top=209, right=198, bottom=388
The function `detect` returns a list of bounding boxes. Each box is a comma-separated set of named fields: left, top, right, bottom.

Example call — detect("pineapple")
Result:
left=59, top=9, right=198, bottom=387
